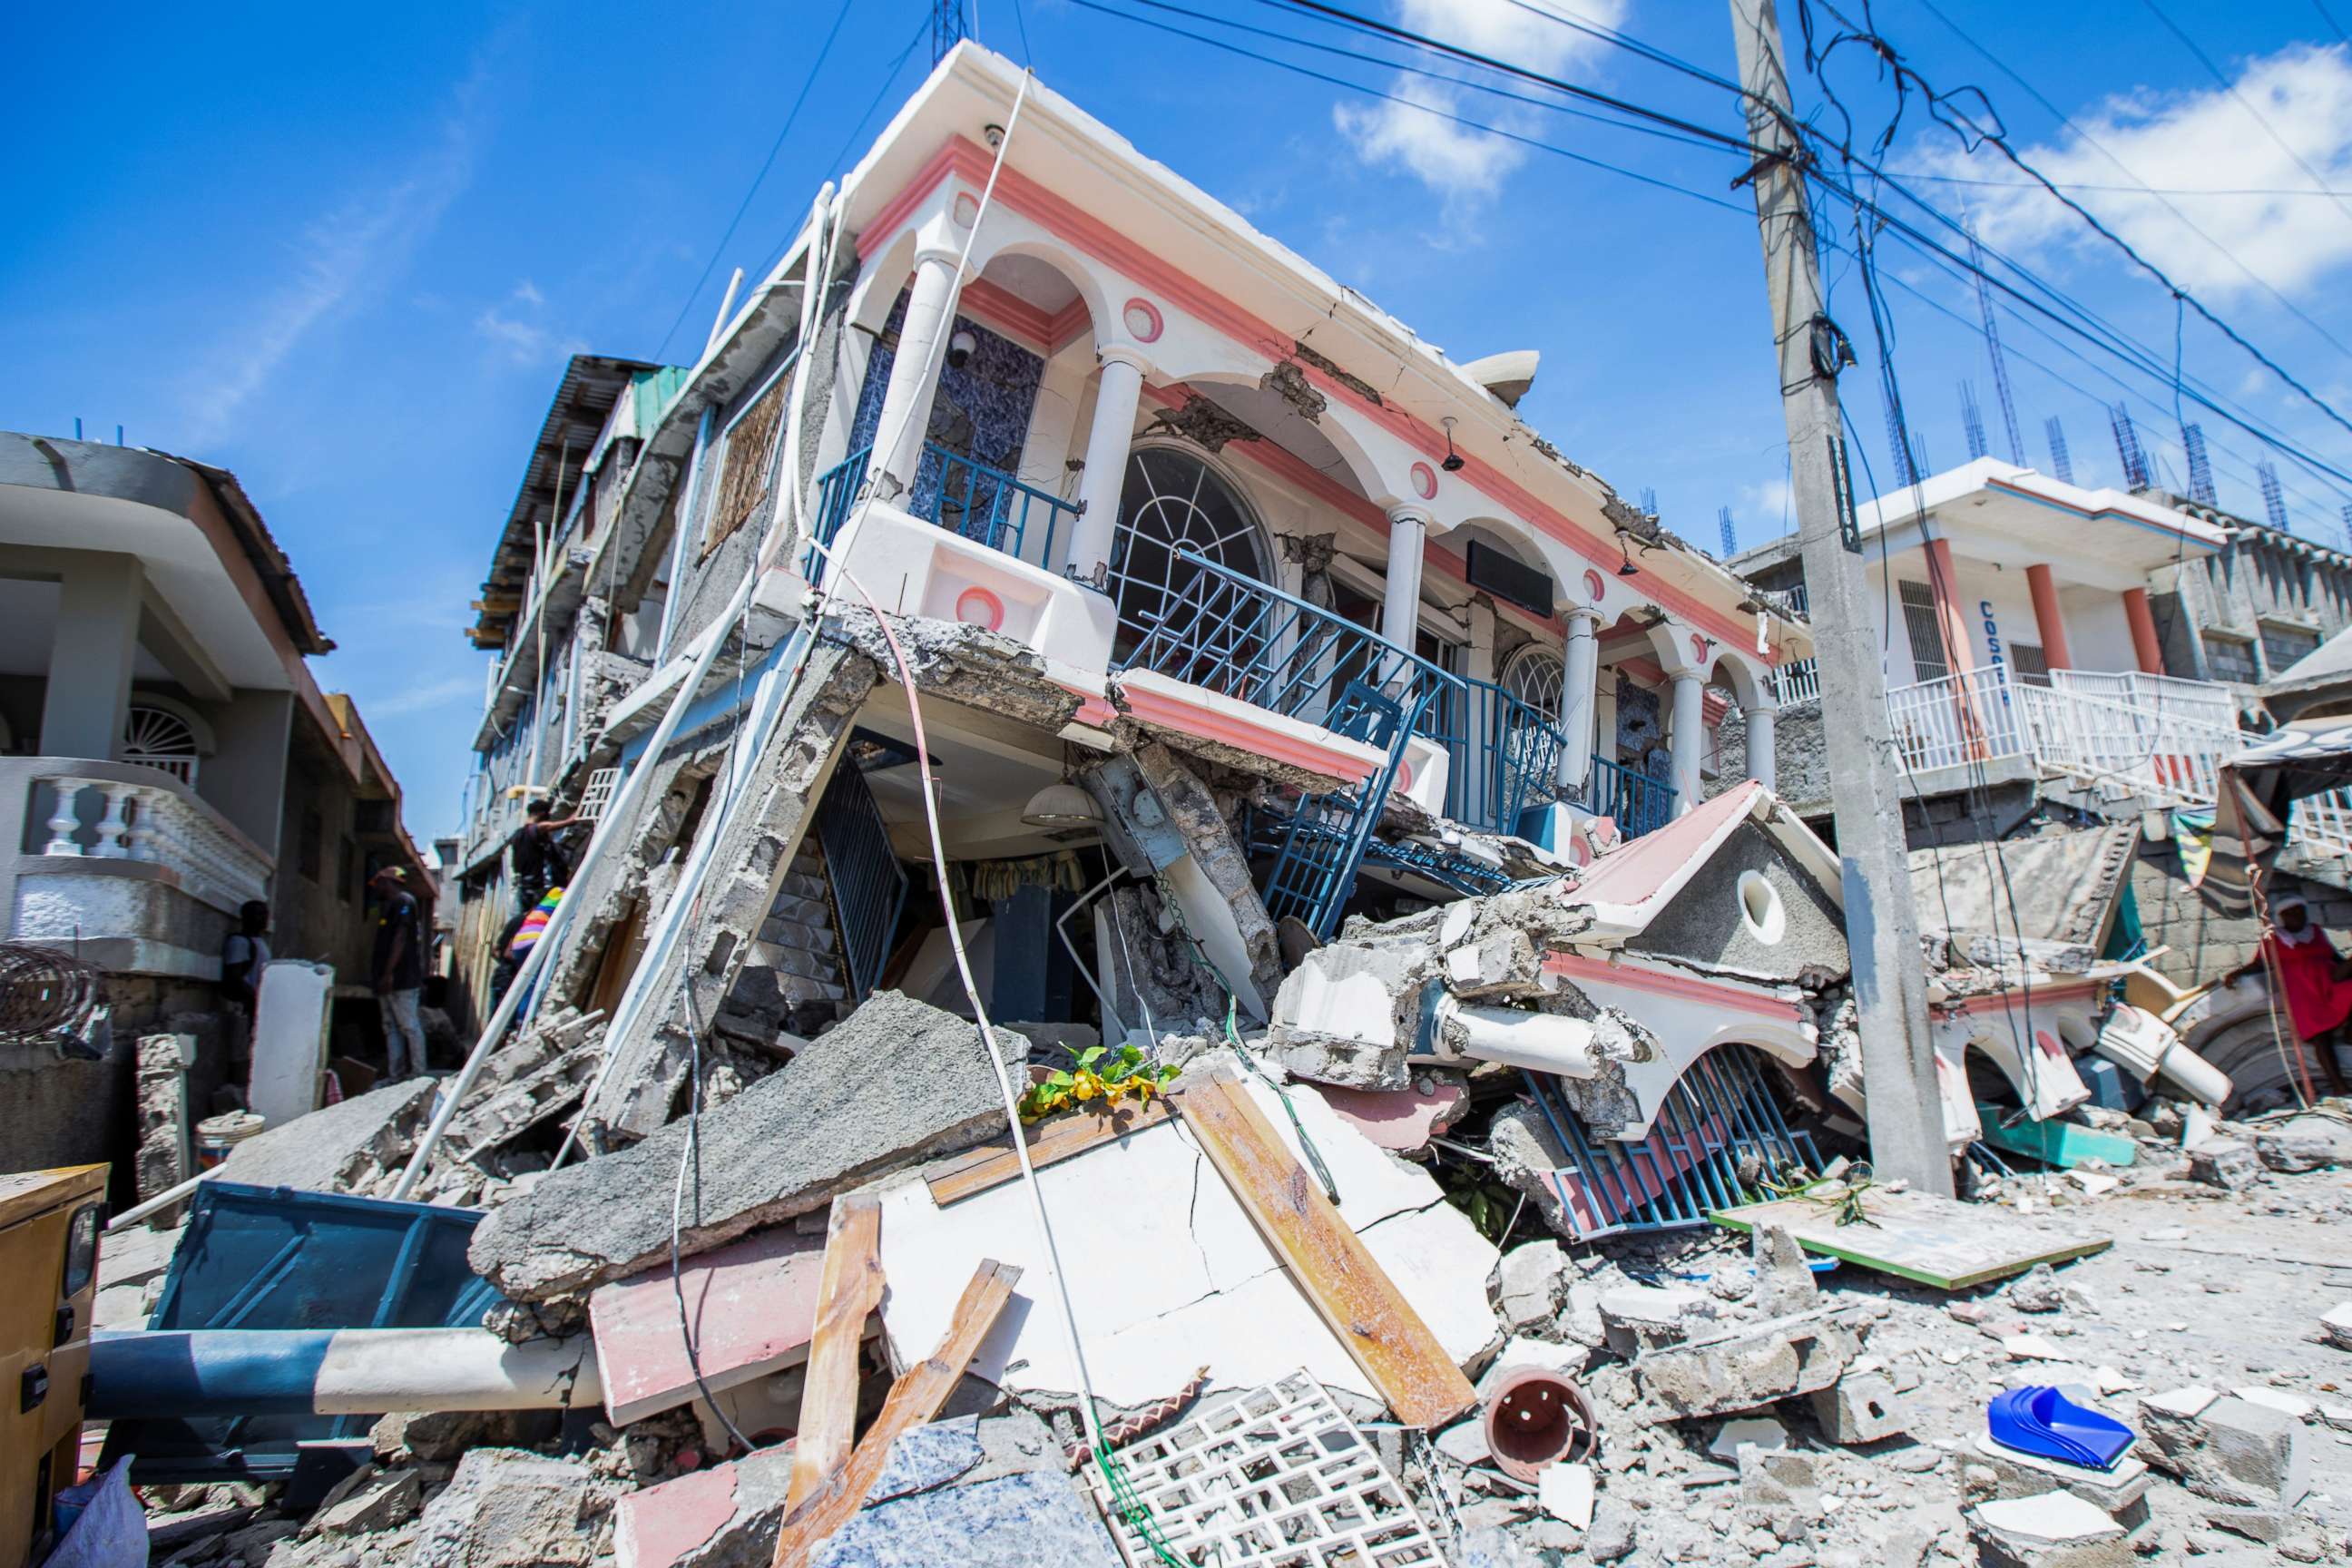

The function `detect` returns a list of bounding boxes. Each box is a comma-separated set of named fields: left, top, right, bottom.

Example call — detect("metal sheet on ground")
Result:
left=1709, top=1185, right=2111, bottom=1290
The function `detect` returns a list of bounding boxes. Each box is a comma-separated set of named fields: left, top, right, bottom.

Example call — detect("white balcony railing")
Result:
left=30, top=767, right=271, bottom=912
left=1880, top=663, right=2245, bottom=808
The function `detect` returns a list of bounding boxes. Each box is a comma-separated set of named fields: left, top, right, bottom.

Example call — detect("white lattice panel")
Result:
left=1088, top=1370, right=1448, bottom=1568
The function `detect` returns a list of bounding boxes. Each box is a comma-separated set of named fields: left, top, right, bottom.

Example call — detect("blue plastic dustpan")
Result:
left=1988, top=1386, right=2135, bottom=1470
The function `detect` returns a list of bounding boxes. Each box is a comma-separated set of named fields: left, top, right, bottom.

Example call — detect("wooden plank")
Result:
left=1170, top=1077, right=1476, bottom=1430
left=924, top=1097, right=1176, bottom=1207
left=769, top=1259, right=1020, bottom=1568
left=784, top=1195, right=885, bottom=1510
left=1710, top=1185, right=2111, bottom=1291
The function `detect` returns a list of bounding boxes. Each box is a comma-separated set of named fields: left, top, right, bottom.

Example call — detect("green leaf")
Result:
left=1077, top=1046, right=1108, bottom=1069
left=1044, top=1070, right=1075, bottom=1089
left=1117, top=1044, right=1143, bottom=1067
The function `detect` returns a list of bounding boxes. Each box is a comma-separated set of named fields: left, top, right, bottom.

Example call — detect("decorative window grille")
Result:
left=123, top=704, right=201, bottom=786
left=1897, top=579, right=1951, bottom=683
left=578, top=767, right=621, bottom=822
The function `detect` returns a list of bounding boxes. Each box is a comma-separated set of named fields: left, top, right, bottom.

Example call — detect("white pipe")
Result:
left=1426, top=996, right=1604, bottom=1078
left=90, top=1328, right=599, bottom=1417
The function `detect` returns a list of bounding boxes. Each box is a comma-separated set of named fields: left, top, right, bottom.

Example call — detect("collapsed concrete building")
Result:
left=444, top=40, right=1812, bottom=1167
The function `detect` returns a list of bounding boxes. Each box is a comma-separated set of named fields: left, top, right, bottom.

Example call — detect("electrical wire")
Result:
left=653, top=0, right=857, bottom=362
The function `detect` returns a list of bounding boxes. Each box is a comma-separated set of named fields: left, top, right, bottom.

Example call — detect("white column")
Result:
left=1064, top=346, right=1151, bottom=586
left=1555, top=609, right=1600, bottom=797
left=1382, top=505, right=1430, bottom=655
left=1744, top=703, right=1779, bottom=791
left=869, top=246, right=963, bottom=496
left=1669, top=671, right=1705, bottom=816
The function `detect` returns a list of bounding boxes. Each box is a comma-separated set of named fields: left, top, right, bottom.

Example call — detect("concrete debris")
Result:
left=1592, top=1306, right=1871, bottom=1423
left=1966, top=1491, right=2128, bottom=1568
left=212, top=1077, right=437, bottom=1197
left=1809, top=1369, right=1913, bottom=1445
left=1596, top=1284, right=1714, bottom=1355
left=2323, top=1299, right=2352, bottom=1350
left=469, top=993, right=1024, bottom=1302
left=1492, top=1240, right=1568, bottom=1336
left=2184, top=1138, right=2262, bottom=1191
left=2136, top=1390, right=2311, bottom=1509
left=1749, top=1223, right=1818, bottom=1318
left=2006, top=1262, right=2069, bottom=1314
left=303, top=1466, right=423, bottom=1539
left=134, top=1031, right=196, bottom=1210
left=409, top=1450, right=616, bottom=1568
left=2255, top=1113, right=2352, bottom=1172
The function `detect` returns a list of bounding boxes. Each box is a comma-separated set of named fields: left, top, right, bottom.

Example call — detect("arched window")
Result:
left=1107, top=446, right=1273, bottom=669
left=1500, top=643, right=1564, bottom=712
left=123, top=703, right=201, bottom=786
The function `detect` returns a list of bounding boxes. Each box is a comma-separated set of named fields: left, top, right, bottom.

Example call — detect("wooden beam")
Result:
left=1171, top=1075, right=1476, bottom=1429
left=785, top=1196, right=885, bottom=1510
left=769, top=1259, right=1020, bottom=1568
left=924, top=1098, right=1176, bottom=1207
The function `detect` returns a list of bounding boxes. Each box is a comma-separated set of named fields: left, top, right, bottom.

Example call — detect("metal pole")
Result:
left=1728, top=0, right=1952, bottom=1194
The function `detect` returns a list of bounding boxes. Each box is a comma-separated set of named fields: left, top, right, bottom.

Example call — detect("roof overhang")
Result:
left=1860, top=459, right=2229, bottom=584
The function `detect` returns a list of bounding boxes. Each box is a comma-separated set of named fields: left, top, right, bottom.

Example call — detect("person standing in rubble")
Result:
left=2252, top=894, right=2352, bottom=1095
left=369, top=866, right=428, bottom=1083
left=505, top=799, right=581, bottom=916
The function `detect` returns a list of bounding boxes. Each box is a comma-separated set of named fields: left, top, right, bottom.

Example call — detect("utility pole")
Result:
left=1729, top=0, right=1953, bottom=1196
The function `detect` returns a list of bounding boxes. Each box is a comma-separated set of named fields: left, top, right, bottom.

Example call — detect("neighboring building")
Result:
left=448, top=44, right=1811, bottom=1133
left=0, top=432, right=430, bottom=1170
left=2151, top=495, right=2352, bottom=696
left=1730, top=458, right=2236, bottom=837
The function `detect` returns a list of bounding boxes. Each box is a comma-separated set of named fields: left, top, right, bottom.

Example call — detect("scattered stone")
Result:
left=1739, top=1447, right=1818, bottom=1510
left=2007, top=1264, right=2067, bottom=1314
left=409, top=1450, right=612, bottom=1568
left=2185, top=1140, right=2260, bottom=1191
left=1455, top=1526, right=1545, bottom=1568
left=2231, top=1386, right=2315, bottom=1421
left=1602, top=1309, right=1866, bottom=1423
left=2003, top=1333, right=2068, bottom=1361
left=1709, top=1416, right=1788, bottom=1461
left=470, top=994, right=1028, bottom=1301
left=1750, top=1224, right=1818, bottom=1318
left=1494, top=1241, right=1567, bottom=1336
left=1949, top=1301, right=1994, bottom=1326
left=2321, top=1300, right=2352, bottom=1351
left=1582, top=1498, right=1639, bottom=1563
left=306, top=1468, right=422, bottom=1539
left=370, top=1410, right=559, bottom=1465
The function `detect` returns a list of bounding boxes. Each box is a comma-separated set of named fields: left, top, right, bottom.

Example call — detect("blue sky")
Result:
left=8, top=1, right=2352, bottom=844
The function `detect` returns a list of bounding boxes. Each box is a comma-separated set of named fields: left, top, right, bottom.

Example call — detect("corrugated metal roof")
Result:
left=471, top=353, right=662, bottom=648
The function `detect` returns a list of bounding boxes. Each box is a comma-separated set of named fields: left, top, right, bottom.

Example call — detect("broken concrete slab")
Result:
left=1967, top=1434, right=2150, bottom=1521
left=135, top=1032, right=195, bottom=1210
left=1492, top=1240, right=1567, bottom=1337
left=2136, top=1392, right=2309, bottom=1508
left=304, top=1466, right=422, bottom=1539
left=2186, top=1139, right=2262, bottom=1191
left=1749, top=1223, right=1818, bottom=1318
left=1126, top=741, right=1284, bottom=1011
left=1313, top=1073, right=1466, bottom=1152
left=214, top=1078, right=437, bottom=1196
left=1596, top=1284, right=1712, bottom=1355
left=1966, top=1491, right=2130, bottom=1568
left=2325, top=1299, right=2352, bottom=1350
left=1265, top=936, right=1436, bottom=1089
left=612, top=1446, right=794, bottom=1568
left=1592, top=1308, right=1868, bottom=1423
left=589, top=1225, right=830, bottom=1424
left=470, top=993, right=1024, bottom=1303
left=370, top=1410, right=557, bottom=1465
left=2253, top=1114, right=2352, bottom=1172
left=410, top=1449, right=614, bottom=1568
left=874, top=1059, right=1498, bottom=1413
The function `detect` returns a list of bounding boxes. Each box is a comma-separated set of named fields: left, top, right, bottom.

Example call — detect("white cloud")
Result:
left=181, top=65, right=486, bottom=444
left=1908, top=43, right=2352, bottom=299
left=1335, top=0, right=1629, bottom=206
left=475, top=279, right=586, bottom=365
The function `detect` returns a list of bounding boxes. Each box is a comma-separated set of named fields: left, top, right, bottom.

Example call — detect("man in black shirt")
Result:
left=507, top=799, right=582, bottom=916
left=368, top=866, right=428, bottom=1082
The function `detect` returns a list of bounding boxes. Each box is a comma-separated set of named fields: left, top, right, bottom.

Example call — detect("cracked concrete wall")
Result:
left=541, top=753, right=704, bottom=1008
left=1626, top=820, right=1847, bottom=983
left=581, top=638, right=881, bottom=1144
left=1126, top=742, right=1284, bottom=1011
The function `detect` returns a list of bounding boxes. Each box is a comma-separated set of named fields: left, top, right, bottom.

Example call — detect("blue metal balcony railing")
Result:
left=1417, top=674, right=1567, bottom=837
left=1583, top=755, right=1677, bottom=839
left=1110, top=544, right=1457, bottom=726
left=801, top=443, right=1075, bottom=583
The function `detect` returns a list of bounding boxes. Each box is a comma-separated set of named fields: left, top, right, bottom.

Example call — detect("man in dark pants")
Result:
left=369, top=867, right=428, bottom=1082
left=507, top=799, right=582, bottom=916
left=220, top=899, right=271, bottom=1075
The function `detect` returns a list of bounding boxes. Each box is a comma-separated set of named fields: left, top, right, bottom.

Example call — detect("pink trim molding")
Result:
left=1543, top=950, right=1807, bottom=1024
left=1115, top=679, right=1383, bottom=785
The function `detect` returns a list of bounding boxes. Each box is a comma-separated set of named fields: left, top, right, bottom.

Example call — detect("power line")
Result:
left=1909, top=0, right=2352, bottom=368
left=2137, top=0, right=2352, bottom=236
left=652, top=0, right=858, bottom=361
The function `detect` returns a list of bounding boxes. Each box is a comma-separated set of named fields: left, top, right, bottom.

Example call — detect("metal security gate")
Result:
left=815, top=760, right=907, bottom=1002
left=1520, top=1044, right=1820, bottom=1240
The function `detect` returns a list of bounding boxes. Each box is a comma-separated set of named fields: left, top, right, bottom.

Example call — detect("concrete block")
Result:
left=2138, top=1393, right=2308, bottom=1507
left=1750, top=1223, right=1818, bottom=1318
left=1537, top=1461, right=1594, bottom=1529
left=411, top=1450, right=612, bottom=1568
left=215, top=1078, right=437, bottom=1196
left=589, top=1226, right=828, bottom=1423
left=1710, top=1416, right=1788, bottom=1460
left=471, top=994, right=1025, bottom=1303
left=1615, top=1309, right=1864, bottom=1422
left=2253, top=1114, right=2352, bottom=1172
left=1267, top=938, right=1436, bottom=1089
left=1809, top=1371, right=1911, bottom=1444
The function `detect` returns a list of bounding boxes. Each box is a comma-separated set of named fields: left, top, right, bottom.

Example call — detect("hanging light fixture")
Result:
left=1440, top=416, right=1465, bottom=473
left=1616, top=532, right=1642, bottom=577
left=1021, top=780, right=1102, bottom=828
